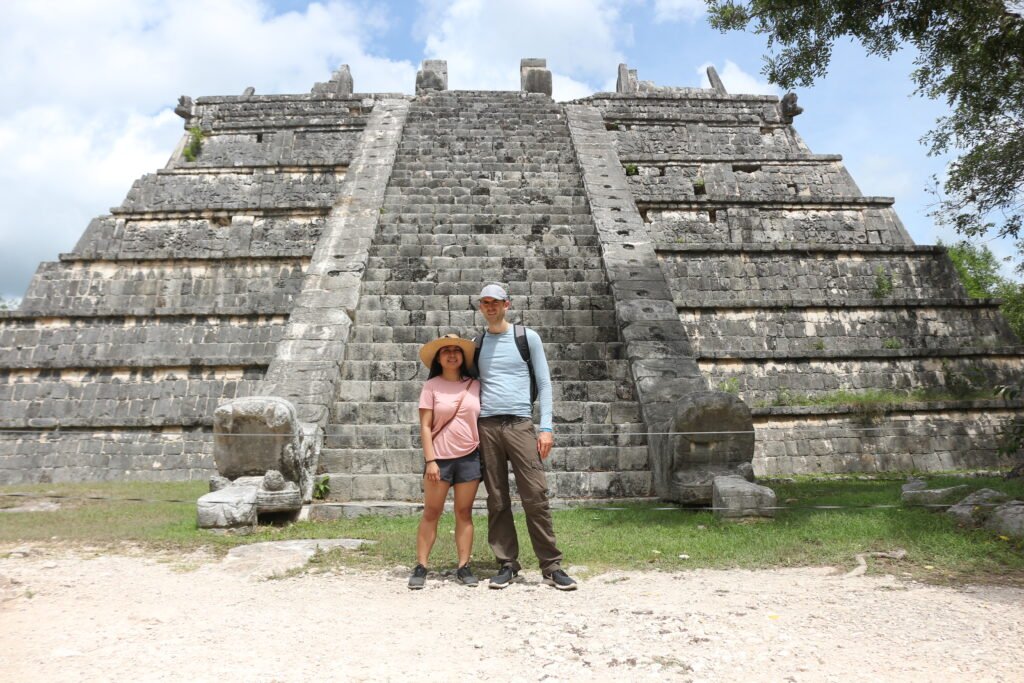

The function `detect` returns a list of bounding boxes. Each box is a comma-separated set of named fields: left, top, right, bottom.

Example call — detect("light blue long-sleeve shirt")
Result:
left=477, top=327, right=553, bottom=431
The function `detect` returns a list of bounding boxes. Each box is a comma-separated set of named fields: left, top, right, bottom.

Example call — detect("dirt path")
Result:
left=2, top=544, right=1022, bottom=682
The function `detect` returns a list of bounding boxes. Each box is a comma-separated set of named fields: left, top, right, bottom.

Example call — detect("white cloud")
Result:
left=421, top=0, right=630, bottom=100
left=0, top=0, right=417, bottom=298
left=697, top=60, right=781, bottom=96
left=652, top=0, right=706, bottom=23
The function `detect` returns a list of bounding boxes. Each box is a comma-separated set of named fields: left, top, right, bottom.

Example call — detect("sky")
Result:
left=0, top=0, right=1003, bottom=300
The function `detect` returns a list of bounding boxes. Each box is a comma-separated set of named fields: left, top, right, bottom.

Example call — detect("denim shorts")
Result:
left=434, top=449, right=482, bottom=485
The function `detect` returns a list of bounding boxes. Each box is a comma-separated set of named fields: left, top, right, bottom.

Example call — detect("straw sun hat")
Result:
left=418, top=333, right=476, bottom=371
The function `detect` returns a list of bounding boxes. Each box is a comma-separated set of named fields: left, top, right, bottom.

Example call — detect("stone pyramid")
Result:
left=1, top=59, right=1020, bottom=500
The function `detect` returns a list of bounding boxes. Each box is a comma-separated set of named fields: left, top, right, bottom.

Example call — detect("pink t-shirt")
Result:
left=418, top=377, right=481, bottom=459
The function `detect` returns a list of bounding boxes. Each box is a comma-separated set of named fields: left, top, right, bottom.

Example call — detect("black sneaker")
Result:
left=543, top=569, right=578, bottom=591
left=408, top=564, right=428, bottom=590
left=488, top=564, right=520, bottom=589
left=455, top=564, right=479, bottom=587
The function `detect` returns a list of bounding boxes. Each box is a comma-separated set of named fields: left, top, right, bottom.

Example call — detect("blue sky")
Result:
left=0, top=0, right=1001, bottom=300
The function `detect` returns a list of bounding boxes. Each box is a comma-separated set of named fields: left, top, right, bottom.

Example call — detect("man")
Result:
left=475, top=283, right=577, bottom=591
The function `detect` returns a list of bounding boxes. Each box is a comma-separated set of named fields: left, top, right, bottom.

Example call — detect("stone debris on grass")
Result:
left=984, top=501, right=1024, bottom=540
left=900, top=485, right=971, bottom=509
left=945, top=488, right=1009, bottom=526
left=220, top=539, right=372, bottom=578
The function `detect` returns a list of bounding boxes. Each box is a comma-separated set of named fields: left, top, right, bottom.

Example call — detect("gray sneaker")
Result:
left=543, top=569, right=578, bottom=591
left=408, top=564, right=428, bottom=590
left=488, top=564, right=521, bottom=589
left=455, top=564, right=479, bottom=587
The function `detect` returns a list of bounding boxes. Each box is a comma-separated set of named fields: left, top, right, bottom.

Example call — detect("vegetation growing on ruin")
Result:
left=871, top=265, right=894, bottom=299
left=942, top=239, right=1024, bottom=341
left=182, top=126, right=206, bottom=162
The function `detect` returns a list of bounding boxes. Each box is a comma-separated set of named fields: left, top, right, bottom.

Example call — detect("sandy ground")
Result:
left=1, top=543, right=1023, bottom=683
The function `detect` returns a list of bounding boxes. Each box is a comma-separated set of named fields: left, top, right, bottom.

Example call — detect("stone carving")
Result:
left=652, top=391, right=757, bottom=504
left=416, top=60, right=448, bottom=94
left=196, top=396, right=321, bottom=528
left=241, top=86, right=255, bottom=98
left=779, top=92, right=804, bottom=123
left=521, top=58, right=552, bottom=97
left=616, top=64, right=638, bottom=94
left=174, top=96, right=193, bottom=120
left=311, top=64, right=353, bottom=97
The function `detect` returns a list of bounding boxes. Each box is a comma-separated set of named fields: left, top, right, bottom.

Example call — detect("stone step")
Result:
left=329, top=400, right=643, bottom=428
left=320, top=444, right=650, bottom=475
left=368, top=234, right=600, bottom=250
left=322, top=470, right=654, bottom=503
left=680, top=305, right=1018, bottom=354
left=348, top=323, right=619, bottom=344
left=700, top=353, right=1024, bottom=405
left=324, top=421, right=650, bottom=450
left=342, top=339, right=626, bottom=362
left=352, top=293, right=615, bottom=312
left=359, top=276, right=610, bottom=294
left=750, top=399, right=1024, bottom=476
left=366, top=252, right=604, bottom=269
left=349, top=309, right=618, bottom=329
left=660, top=250, right=965, bottom=303
left=0, top=315, right=284, bottom=369
left=336, top=357, right=633, bottom=385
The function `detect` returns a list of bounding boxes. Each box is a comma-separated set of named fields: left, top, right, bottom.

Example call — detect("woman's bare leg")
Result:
left=416, top=479, right=451, bottom=567
left=452, top=479, right=481, bottom=567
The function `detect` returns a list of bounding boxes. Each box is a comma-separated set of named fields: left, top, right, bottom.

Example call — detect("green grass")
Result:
left=1, top=477, right=1022, bottom=584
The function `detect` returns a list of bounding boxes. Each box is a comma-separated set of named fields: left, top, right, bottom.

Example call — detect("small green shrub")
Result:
left=811, top=339, right=825, bottom=351
left=882, top=338, right=903, bottom=350
left=182, top=126, right=206, bottom=162
left=313, top=476, right=331, bottom=500
left=718, top=377, right=740, bottom=394
left=624, top=163, right=639, bottom=176
left=871, top=265, right=894, bottom=299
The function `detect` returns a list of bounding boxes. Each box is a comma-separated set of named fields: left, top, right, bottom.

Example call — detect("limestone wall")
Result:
left=582, top=87, right=1024, bottom=475
left=0, top=91, right=376, bottom=484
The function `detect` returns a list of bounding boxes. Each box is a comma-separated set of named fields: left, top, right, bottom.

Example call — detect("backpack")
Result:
left=473, top=324, right=538, bottom=404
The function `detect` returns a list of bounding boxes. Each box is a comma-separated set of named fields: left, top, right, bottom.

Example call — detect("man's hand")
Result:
left=537, top=431, right=553, bottom=460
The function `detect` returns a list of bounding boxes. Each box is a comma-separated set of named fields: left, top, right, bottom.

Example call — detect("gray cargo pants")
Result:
left=478, top=415, right=563, bottom=574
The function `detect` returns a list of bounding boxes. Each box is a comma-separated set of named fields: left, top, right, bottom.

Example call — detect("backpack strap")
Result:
left=472, top=330, right=485, bottom=373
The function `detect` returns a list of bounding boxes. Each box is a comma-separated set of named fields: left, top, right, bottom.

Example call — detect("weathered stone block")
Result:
left=946, top=488, right=1008, bottom=527
left=416, top=60, right=447, bottom=94
left=712, top=476, right=776, bottom=519
left=984, top=501, right=1024, bottom=540
left=901, top=485, right=971, bottom=510
left=197, top=486, right=257, bottom=529
left=521, top=58, right=552, bottom=97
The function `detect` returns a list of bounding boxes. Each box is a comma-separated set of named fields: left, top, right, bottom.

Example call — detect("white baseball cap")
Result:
left=479, top=284, right=508, bottom=301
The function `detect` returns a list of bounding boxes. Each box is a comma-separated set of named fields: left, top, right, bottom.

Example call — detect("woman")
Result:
left=409, top=333, right=482, bottom=590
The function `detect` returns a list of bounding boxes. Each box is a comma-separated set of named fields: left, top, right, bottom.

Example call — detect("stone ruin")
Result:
left=1, top=59, right=1022, bottom=520
left=197, top=396, right=319, bottom=528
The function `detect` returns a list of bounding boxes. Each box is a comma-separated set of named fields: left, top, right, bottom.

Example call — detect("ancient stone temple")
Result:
left=2, top=60, right=1021, bottom=507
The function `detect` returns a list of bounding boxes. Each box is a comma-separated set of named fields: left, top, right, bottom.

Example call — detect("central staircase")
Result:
left=322, top=90, right=651, bottom=505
